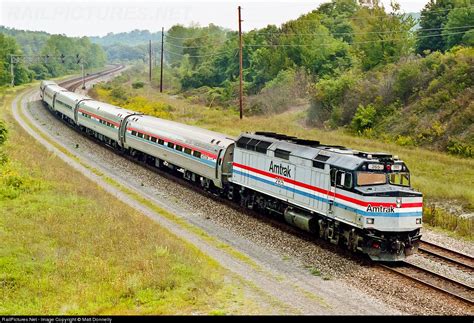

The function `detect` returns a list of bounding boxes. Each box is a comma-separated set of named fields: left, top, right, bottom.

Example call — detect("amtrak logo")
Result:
left=366, top=205, right=395, bottom=213
left=269, top=161, right=292, bottom=178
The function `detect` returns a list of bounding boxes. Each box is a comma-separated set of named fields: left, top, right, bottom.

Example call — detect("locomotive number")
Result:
left=275, top=177, right=285, bottom=186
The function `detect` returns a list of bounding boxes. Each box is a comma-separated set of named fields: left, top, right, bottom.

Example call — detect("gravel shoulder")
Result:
left=13, top=74, right=473, bottom=315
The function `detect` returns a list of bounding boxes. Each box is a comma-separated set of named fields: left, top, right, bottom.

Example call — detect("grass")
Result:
left=0, top=86, right=269, bottom=314
left=91, top=78, right=473, bottom=240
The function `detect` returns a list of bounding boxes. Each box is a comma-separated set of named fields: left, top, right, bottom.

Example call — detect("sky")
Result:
left=1, top=0, right=430, bottom=37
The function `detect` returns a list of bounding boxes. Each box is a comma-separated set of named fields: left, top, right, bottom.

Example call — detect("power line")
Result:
left=243, top=31, right=469, bottom=48
left=250, top=25, right=474, bottom=37
left=163, top=48, right=238, bottom=58
left=244, top=5, right=474, bottom=24
left=164, top=31, right=233, bottom=41
left=165, top=39, right=232, bottom=49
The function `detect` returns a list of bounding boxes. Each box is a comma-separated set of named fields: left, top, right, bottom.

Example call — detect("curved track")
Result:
left=59, top=65, right=124, bottom=91
left=13, top=68, right=472, bottom=314
left=10, top=69, right=404, bottom=315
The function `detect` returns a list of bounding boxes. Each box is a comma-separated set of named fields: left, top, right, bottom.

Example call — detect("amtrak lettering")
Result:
left=269, top=161, right=292, bottom=178
left=366, top=205, right=395, bottom=213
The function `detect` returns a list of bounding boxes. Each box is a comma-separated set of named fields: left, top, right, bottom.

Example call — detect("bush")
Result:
left=446, top=137, right=473, bottom=158
left=132, top=81, right=145, bottom=89
left=0, top=119, right=7, bottom=146
left=351, top=104, right=377, bottom=133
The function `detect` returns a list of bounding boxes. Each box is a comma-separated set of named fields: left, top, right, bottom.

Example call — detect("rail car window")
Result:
left=168, top=142, right=174, bottom=149
left=275, top=149, right=290, bottom=160
left=184, top=148, right=192, bottom=155
left=131, top=130, right=137, bottom=136
left=357, top=172, right=387, bottom=186
left=151, top=137, right=157, bottom=143
left=193, top=151, right=201, bottom=158
left=389, top=173, right=410, bottom=187
left=144, top=134, right=150, bottom=140
left=137, top=132, right=143, bottom=139
left=158, top=139, right=164, bottom=145
left=175, top=145, right=183, bottom=152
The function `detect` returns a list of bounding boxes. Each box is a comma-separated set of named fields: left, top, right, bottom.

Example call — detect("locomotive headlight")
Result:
left=366, top=218, right=374, bottom=224
left=392, top=164, right=402, bottom=171
left=416, top=218, right=422, bottom=224
left=396, top=197, right=402, bottom=208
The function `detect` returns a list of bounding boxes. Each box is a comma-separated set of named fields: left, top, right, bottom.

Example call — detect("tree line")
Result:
left=0, top=27, right=107, bottom=86
left=158, top=0, right=472, bottom=156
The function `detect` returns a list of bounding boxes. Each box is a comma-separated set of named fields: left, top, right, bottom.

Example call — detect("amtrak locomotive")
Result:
left=40, top=80, right=423, bottom=261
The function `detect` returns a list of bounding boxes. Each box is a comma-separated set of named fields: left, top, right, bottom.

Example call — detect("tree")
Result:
left=0, top=33, right=30, bottom=86
left=416, top=0, right=457, bottom=54
left=352, top=1, right=415, bottom=70
left=442, top=7, right=474, bottom=49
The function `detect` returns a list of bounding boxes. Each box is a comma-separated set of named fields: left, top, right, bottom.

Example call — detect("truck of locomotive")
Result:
left=40, top=81, right=423, bottom=261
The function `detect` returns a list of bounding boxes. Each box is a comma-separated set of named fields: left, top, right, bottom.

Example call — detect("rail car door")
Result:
left=327, top=168, right=337, bottom=216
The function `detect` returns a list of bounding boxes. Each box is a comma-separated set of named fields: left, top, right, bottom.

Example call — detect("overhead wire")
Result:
left=242, top=31, right=469, bottom=48
left=249, top=25, right=474, bottom=37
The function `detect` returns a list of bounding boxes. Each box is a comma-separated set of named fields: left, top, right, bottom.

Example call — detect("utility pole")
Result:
left=149, top=39, right=152, bottom=83
left=81, top=62, right=85, bottom=89
left=238, top=6, right=243, bottom=119
left=10, top=55, right=14, bottom=87
left=160, top=27, right=164, bottom=93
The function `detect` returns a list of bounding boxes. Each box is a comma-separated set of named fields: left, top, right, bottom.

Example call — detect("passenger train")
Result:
left=40, top=80, right=423, bottom=261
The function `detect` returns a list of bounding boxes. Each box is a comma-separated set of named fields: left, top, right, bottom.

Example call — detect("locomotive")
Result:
left=40, top=80, right=423, bottom=261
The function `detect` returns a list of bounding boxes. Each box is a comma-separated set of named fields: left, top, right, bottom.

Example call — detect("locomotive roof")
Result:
left=238, top=132, right=399, bottom=170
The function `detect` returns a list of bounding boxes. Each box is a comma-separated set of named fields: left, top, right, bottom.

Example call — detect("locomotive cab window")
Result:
left=331, top=169, right=353, bottom=189
left=389, top=172, right=410, bottom=187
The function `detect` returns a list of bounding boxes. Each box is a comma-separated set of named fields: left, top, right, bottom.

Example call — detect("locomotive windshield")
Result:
left=356, top=172, right=386, bottom=186
left=389, top=172, right=410, bottom=187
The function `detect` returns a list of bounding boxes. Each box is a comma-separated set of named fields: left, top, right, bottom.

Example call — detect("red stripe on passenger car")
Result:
left=232, top=162, right=423, bottom=209
left=78, top=109, right=120, bottom=127
left=126, top=126, right=218, bottom=159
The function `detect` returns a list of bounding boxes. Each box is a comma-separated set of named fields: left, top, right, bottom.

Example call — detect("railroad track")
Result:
left=380, top=261, right=473, bottom=305
left=418, top=240, right=474, bottom=272
left=59, top=64, right=124, bottom=91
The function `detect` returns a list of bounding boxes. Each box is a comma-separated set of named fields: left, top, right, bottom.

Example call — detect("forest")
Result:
left=0, top=27, right=107, bottom=85
left=156, top=0, right=473, bottom=157
left=0, top=0, right=472, bottom=156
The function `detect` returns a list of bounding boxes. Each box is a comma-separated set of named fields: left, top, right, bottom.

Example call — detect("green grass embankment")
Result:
left=0, top=85, right=261, bottom=314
